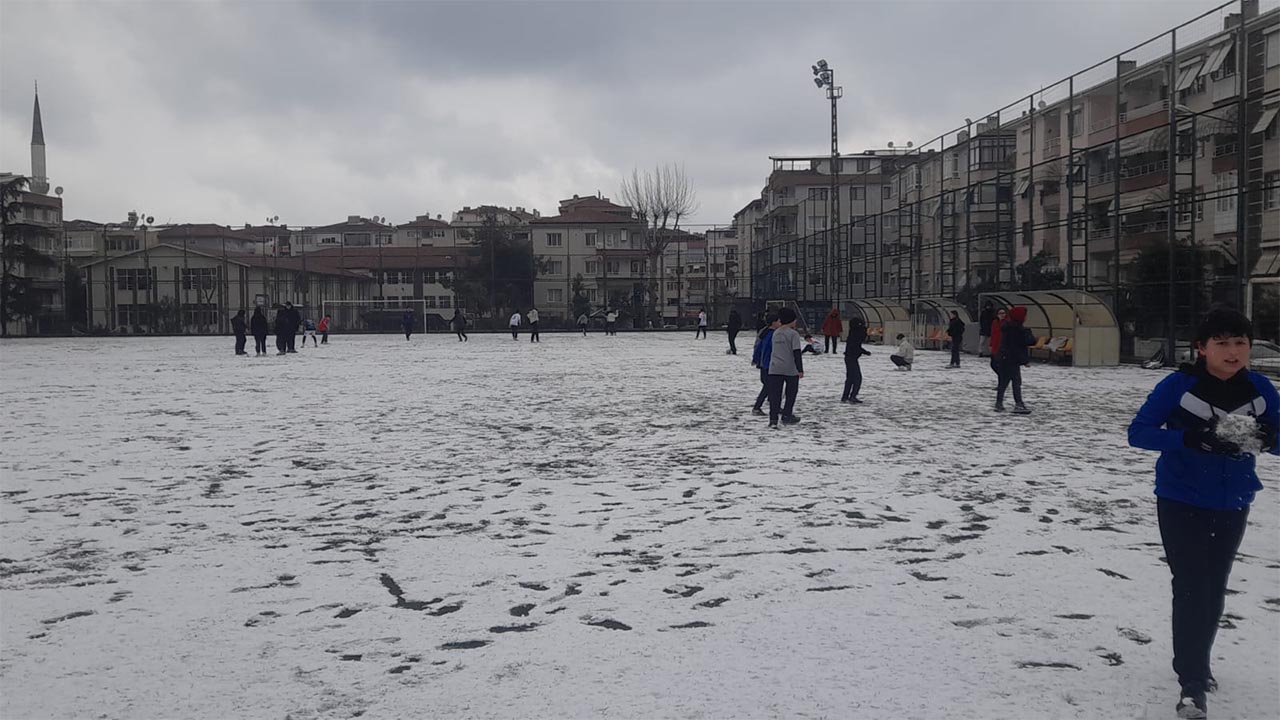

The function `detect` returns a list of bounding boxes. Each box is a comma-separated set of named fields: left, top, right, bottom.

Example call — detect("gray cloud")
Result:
left=1, top=0, right=1224, bottom=228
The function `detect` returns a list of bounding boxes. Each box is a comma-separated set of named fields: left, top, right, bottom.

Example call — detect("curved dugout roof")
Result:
left=979, top=290, right=1117, bottom=337
left=844, top=299, right=909, bottom=325
left=912, top=297, right=972, bottom=324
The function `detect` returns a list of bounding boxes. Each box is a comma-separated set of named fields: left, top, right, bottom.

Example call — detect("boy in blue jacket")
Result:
left=1128, top=308, right=1279, bottom=720
left=750, top=313, right=780, bottom=417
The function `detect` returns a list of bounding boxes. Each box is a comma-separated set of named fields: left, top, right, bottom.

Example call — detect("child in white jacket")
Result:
left=890, top=333, right=914, bottom=370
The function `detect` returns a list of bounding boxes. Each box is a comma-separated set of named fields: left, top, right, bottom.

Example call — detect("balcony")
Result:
left=1120, top=158, right=1169, bottom=179
left=1090, top=117, right=1116, bottom=134
left=1043, top=137, right=1062, bottom=157
left=1118, top=99, right=1169, bottom=125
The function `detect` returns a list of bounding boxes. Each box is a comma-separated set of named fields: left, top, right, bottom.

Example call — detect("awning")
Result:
left=1176, top=59, right=1205, bottom=91
left=1119, top=134, right=1155, bottom=156
left=1203, top=41, right=1233, bottom=76
left=1015, top=177, right=1031, bottom=197
left=1252, top=104, right=1279, bottom=135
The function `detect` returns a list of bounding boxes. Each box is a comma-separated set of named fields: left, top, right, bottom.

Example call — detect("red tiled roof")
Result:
left=397, top=217, right=451, bottom=230
left=532, top=208, right=638, bottom=225
left=157, top=223, right=262, bottom=242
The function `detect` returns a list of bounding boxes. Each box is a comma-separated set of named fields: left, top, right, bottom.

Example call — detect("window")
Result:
left=586, top=289, right=599, bottom=303
left=423, top=270, right=438, bottom=284
left=666, top=281, right=680, bottom=291
left=854, top=159, right=870, bottom=172
left=425, top=296, right=437, bottom=308
left=439, top=296, right=452, bottom=309
left=882, top=186, right=891, bottom=199
left=547, top=288, right=565, bottom=303
left=850, top=186, right=864, bottom=202
left=547, top=260, right=564, bottom=275
left=1215, top=171, right=1236, bottom=212
left=407, top=230, right=420, bottom=240
left=115, top=267, right=152, bottom=290
left=106, top=235, right=139, bottom=252
left=181, top=267, right=217, bottom=290
left=586, top=261, right=599, bottom=274
left=182, top=303, right=219, bottom=328
left=344, top=233, right=372, bottom=246
left=546, top=233, right=563, bottom=247
left=1265, top=172, right=1279, bottom=211
left=585, top=232, right=597, bottom=247
left=1268, top=30, right=1280, bottom=69
left=605, top=260, right=621, bottom=274
left=383, top=270, right=401, bottom=284
left=431, top=229, right=446, bottom=238
left=630, top=260, right=645, bottom=275
left=807, top=188, right=829, bottom=201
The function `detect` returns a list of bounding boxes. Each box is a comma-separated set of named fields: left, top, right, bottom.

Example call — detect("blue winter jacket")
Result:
left=1127, top=366, right=1279, bottom=510
left=752, top=329, right=775, bottom=370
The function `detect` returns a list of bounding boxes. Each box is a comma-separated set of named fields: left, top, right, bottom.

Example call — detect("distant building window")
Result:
left=547, top=260, right=564, bottom=275
left=584, top=232, right=597, bottom=247
left=586, top=261, right=599, bottom=274
left=630, top=260, right=645, bottom=275
left=439, top=296, right=452, bottom=309
left=181, top=267, right=217, bottom=290
left=851, top=186, right=865, bottom=202
left=882, top=186, right=891, bottom=199
left=546, top=233, right=563, bottom=247
left=547, top=288, right=564, bottom=303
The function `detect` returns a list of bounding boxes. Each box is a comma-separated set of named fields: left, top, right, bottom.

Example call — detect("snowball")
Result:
left=1215, top=414, right=1264, bottom=456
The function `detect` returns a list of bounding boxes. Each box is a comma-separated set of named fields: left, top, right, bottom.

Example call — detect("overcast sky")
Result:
left=1, top=0, right=1228, bottom=229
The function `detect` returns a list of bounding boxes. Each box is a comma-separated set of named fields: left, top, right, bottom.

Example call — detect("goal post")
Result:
left=320, top=298, right=430, bottom=333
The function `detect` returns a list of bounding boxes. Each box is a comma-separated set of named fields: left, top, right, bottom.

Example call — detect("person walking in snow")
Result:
left=273, top=304, right=290, bottom=355
left=318, top=314, right=332, bottom=344
left=766, top=307, right=805, bottom=428
left=1127, top=308, right=1279, bottom=720
left=842, top=316, right=870, bottom=403
left=401, top=309, right=415, bottom=341
left=750, top=313, right=780, bottom=416
left=283, top=301, right=301, bottom=353
left=527, top=307, right=541, bottom=343
left=231, top=310, right=248, bottom=356
left=451, top=309, right=468, bottom=342
left=946, top=311, right=965, bottom=368
left=994, top=305, right=1034, bottom=413
left=301, top=317, right=318, bottom=347
left=726, top=308, right=743, bottom=355
left=988, top=306, right=1007, bottom=377
left=889, top=333, right=914, bottom=370
left=821, top=308, right=842, bottom=354
left=605, top=309, right=617, bottom=336
left=250, top=307, right=269, bottom=356
left=695, top=309, right=708, bottom=339
left=978, top=300, right=995, bottom=357
left=509, top=310, right=522, bottom=340
left=577, top=312, right=589, bottom=337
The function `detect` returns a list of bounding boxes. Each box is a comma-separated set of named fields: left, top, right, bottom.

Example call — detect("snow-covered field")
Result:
left=1, top=332, right=1277, bottom=720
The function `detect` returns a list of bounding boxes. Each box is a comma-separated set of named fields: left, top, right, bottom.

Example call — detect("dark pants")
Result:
left=1157, top=497, right=1249, bottom=694
left=753, top=366, right=769, bottom=411
left=456, top=330, right=467, bottom=341
left=286, top=332, right=297, bottom=352
left=254, top=334, right=267, bottom=354
left=728, top=329, right=739, bottom=354
left=320, top=331, right=328, bottom=344
left=276, top=334, right=288, bottom=354
left=996, top=363, right=1023, bottom=405
left=979, top=334, right=990, bottom=357
left=990, top=355, right=1000, bottom=376
left=890, top=355, right=911, bottom=368
left=530, top=322, right=539, bottom=342
left=696, top=326, right=707, bottom=339
left=842, top=356, right=862, bottom=400
left=234, top=334, right=247, bottom=355
left=825, top=335, right=838, bottom=354
left=580, top=324, right=587, bottom=336
left=605, top=322, right=614, bottom=335
left=404, top=329, right=412, bottom=340
left=950, top=336, right=962, bottom=366
left=766, top=374, right=799, bottom=425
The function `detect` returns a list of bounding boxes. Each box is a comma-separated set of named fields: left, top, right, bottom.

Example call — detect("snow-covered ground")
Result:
left=1, top=332, right=1277, bottom=720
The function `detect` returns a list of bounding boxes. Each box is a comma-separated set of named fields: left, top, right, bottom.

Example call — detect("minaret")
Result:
left=30, top=83, right=49, bottom=195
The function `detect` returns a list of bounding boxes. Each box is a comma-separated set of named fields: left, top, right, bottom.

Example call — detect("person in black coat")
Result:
left=284, top=302, right=302, bottom=352
left=231, top=310, right=248, bottom=356
left=978, top=301, right=995, bottom=357
left=273, top=305, right=290, bottom=355
left=250, top=307, right=269, bottom=355
left=726, top=309, right=743, bottom=355
left=995, top=305, right=1035, bottom=413
left=842, top=316, right=871, bottom=403
left=946, top=311, right=966, bottom=368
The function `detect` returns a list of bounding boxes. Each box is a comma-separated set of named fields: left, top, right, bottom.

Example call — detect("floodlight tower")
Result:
left=812, top=60, right=842, bottom=305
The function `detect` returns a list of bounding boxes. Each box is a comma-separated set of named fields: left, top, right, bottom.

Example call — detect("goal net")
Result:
left=321, top=298, right=430, bottom=333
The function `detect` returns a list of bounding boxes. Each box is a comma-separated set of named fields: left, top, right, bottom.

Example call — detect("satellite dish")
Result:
left=887, top=141, right=894, bottom=148
left=54, top=186, right=63, bottom=196
left=145, top=216, right=154, bottom=224
left=906, top=141, right=913, bottom=148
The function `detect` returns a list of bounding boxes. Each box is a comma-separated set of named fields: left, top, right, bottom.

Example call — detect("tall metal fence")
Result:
left=751, top=0, right=1279, bottom=361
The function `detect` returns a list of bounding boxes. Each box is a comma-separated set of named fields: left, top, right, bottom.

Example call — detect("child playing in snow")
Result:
left=1127, top=308, right=1278, bottom=720
left=802, top=334, right=822, bottom=355
left=889, top=333, right=913, bottom=370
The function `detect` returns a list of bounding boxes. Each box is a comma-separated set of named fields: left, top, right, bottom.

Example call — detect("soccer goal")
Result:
left=321, top=298, right=430, bottom=333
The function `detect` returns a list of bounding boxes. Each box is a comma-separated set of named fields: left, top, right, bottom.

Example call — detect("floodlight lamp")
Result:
left=814, top=78, right=825, bottom=88
left=816, top=59, right=828, bottom=69
left=812, top=65, right=820, bottom=75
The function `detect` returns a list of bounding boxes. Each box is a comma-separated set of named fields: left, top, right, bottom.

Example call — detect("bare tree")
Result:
left=619, top=163, right=698, bottom=326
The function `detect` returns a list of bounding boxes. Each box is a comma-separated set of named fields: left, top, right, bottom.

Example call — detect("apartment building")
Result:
left=393, top=214, right=457, bottom=247
left=286, top=216, right=395, bottom=255
left=1, top=187, right=64, bottom=335
left=529, top=197, right=644, bottom=321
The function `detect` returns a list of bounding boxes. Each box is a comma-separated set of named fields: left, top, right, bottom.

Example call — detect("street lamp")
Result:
left=811, top=59, right=842, bottom=309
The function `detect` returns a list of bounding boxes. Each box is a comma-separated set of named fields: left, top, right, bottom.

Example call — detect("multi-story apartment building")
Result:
left=529, top=196, right=644, bottom=321
left=393, top=214, right=456, bottom=247
left=1, top=187, right=64, bottom=335
left=285, top=216, right=395, bottom=255
left=746, top=0, right=1278, bottom=353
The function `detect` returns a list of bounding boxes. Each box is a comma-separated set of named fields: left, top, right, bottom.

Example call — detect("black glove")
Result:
left=1258, top=420, right=1279, bottom=453
left=1183, top=426, right=1241, bottom=456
